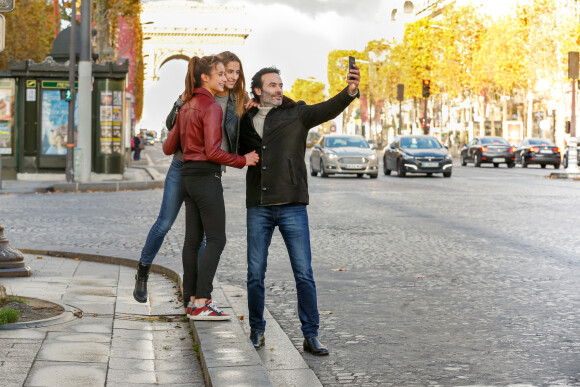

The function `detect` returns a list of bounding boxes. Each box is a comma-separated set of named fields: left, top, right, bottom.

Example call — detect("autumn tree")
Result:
left=284, top=77, right=325, bottom=105
left=0, top=0, right=57, bottom=72
left=327, top=49, right=364, bottom=129
left=93, top=0, right=144, bottom=121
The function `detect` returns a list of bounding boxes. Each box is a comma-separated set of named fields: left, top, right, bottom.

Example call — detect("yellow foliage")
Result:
left=0, top=0, right=57, bottom=72
left=284, top=78, right=325, bottom=105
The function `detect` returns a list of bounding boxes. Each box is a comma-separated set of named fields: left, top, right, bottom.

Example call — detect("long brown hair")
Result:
left=217, top=51, right=246, bottom=117
left=184, top=55, right=223, bottom=102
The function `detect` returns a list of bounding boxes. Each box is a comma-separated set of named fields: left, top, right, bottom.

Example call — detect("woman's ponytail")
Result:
left=184, top=56, right=200, bottom=102
left=183, top=55, right=222, bottom=101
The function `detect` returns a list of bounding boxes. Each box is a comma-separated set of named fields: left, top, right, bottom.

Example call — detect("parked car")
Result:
left=310, top=134, right=379, bottom=178
left=145, top=132, right=156, bottom=145
left=515, top=138, right=560, bottom=169
left=563, top=145, right=580, bottom=168
left=383, top=135, right=452, bottom=178
left=460, top=136, right=515, bottom=168
left=306, top=130, right=321, bottom=148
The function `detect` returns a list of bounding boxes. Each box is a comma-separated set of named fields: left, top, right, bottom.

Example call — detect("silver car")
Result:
left=309, top=134, right=379, bottom=178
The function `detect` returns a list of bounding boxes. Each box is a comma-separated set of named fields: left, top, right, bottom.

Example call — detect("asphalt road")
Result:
left=2, top=144, right=579, bottom=386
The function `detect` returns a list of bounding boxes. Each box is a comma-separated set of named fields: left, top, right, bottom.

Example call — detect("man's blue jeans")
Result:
left=140, top=159, right=184, bottom=265
left=246, top=204, right=319, bottom=338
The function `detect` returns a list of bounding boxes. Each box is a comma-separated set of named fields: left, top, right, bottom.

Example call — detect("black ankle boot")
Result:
left=133, top=263, right=151, bottom=303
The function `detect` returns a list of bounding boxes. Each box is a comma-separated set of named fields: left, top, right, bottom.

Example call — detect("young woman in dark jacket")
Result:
left=163, top=55, right=258, bottom=320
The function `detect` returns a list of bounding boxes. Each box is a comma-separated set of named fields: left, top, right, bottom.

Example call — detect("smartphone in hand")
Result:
left=348, top=56, right=356, bottom=80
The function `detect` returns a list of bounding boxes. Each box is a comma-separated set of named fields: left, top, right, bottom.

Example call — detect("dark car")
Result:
left=460, top=136, right=515, bottom=168
left=310, top=134, right=379, bottom=178
left=515, top=138, right=560, bottom=169
left=563, top=145, right=580, bottom=168
left=383, top=135, right=452, bottom=178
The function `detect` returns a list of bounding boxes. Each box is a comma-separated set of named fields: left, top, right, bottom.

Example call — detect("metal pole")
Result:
left=0, top=152, right=2, bottom=191
left=399, top=101, right=402, bottom=135
left=78, top=0, right=92, bottom=182
left=423, top=98, right=428, bottom=135
left=567, top=79, right=579, bottom=173
left=66, top=2, right=76, bottom=183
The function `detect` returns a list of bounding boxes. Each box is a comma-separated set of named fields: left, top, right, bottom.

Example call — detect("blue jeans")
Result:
left=246, top=204, right=319, bottom=338
left=139, top=159, right=184, bottom=265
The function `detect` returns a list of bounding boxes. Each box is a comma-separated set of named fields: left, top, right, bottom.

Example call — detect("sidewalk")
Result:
left=1, top=250, right=321, bottom=386
left=0, top=155, right=164, bottom=195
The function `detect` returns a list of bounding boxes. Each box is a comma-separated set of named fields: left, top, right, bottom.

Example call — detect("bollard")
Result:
left=0, top=226, right=31, bottom=277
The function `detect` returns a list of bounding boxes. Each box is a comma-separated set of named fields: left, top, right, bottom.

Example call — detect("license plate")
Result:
left=492, top=158, right=504, bottom=163
left=345, top=164, right=363, bottom=169
left=422, top=162, right=438, bottom=168
left=540, top=150, right=552, bottom=154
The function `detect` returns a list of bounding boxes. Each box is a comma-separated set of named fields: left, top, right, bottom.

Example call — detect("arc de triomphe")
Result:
left=141, top=0, right=251, bottom=83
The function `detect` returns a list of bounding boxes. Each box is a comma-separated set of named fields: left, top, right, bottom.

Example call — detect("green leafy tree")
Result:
left=0, top=0, right=57, bottom=72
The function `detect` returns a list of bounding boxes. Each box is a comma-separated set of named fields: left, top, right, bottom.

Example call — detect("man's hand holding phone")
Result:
left=346, top=56, right=360, bottom=95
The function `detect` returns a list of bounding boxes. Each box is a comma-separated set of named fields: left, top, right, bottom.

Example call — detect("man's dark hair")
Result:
left=251, top=67, right=281, bottom=102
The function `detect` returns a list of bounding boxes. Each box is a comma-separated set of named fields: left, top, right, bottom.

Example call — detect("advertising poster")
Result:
left=0, top=89, right=12, bottom=120
left=100, top=105, right=112, bottom=122
left=101, top=124, right=112, bottom=138
left=41, top=90, right=78, bottom=155
left=0, top=122, right=11, bottom=155
left=101, top=91, right=113, bottom=105
left=113, top=91, right=122, bottom=106
left=112, top=107, right=121, bottom=122
left=100, top=90, right=124, bottom=154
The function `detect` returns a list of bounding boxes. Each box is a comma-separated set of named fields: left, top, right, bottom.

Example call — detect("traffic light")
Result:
left=60, top=89, right=72, bottom=101
left=397, top=84, right=404, bottom=102
left=422, top=79, right=430, bottom=98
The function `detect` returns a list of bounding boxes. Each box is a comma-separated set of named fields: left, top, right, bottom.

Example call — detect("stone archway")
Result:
left=141, top=0, right=251, bottom=83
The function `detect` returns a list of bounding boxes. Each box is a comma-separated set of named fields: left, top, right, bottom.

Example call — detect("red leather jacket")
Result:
left=163, top=88, right=246, bottom=168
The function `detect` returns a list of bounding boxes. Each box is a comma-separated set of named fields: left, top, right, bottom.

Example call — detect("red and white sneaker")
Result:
left=189, top=299, right=231, bottom=321
left=186, top=302, right=196, bottom=318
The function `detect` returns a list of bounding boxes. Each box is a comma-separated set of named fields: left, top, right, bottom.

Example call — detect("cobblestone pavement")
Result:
left=2, top=146, right=580, bottom=386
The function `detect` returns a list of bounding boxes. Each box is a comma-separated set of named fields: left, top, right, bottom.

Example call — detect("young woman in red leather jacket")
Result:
left=163, top=55, right=259, bottom=320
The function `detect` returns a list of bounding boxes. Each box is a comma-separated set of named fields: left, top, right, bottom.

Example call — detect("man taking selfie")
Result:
left=239, top=63, right=361, bottom=355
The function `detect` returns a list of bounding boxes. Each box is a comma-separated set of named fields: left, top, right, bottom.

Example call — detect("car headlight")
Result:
left=402, top=153, right=414, bottom=160
left=445, top=154, right=452, bottom=160
left=369, top=154, right=376, bottom=160
left=325, top=152, right=338, bottom=159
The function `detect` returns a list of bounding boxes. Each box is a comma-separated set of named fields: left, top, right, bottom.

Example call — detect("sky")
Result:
left=139, top=0, right=520, bottom=132
left=139, top=0, right=407, bottom=132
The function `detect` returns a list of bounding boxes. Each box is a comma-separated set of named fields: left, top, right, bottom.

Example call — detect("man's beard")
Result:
left=261, top=90, right=282, bottom=107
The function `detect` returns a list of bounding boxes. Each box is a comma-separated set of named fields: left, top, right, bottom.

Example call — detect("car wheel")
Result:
left=541, top=164, right=546, bottom=169
left=474, top=153, right=482, bottom=167
left=310, top=159, right=318, bottom=176
left=493, top=163, right=499, bottom=168
left=563, top=156, right=568, bottom=168
left=320, top=159, right=329, bottom=178
left=383, top=157, right=391, bottom=175
left=443, top=170, right=452, bottom=178
left=521, top=153, right=527, bottom=168
left=397, top=159, right=406, bottom=177
left=507, top=162, right=515, bottom=168
left=554, top=163, right=560, bottom=169
left=460, top=154, right=467, bottom=166
left=369, top=173, right=378, bottom=179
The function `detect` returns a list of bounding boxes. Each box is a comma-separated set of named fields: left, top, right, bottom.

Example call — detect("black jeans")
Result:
left=180, top=169, right=226, bottom=300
